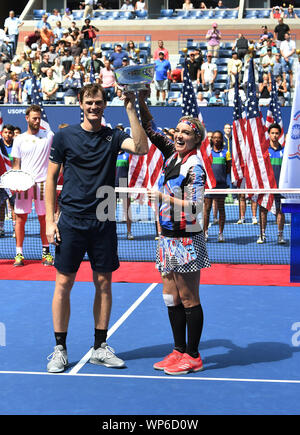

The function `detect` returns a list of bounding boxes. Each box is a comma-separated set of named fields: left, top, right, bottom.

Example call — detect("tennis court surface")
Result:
left=1, top=198, right=300, bottom=415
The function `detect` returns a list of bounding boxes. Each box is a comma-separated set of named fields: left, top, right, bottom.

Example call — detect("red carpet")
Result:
left=0, top=260, right=298, bottom=286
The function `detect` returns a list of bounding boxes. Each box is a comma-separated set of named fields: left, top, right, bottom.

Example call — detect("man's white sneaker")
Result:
left=90, top=342, right=125, bottom=368
left=47, top=345, right=68, bottom=373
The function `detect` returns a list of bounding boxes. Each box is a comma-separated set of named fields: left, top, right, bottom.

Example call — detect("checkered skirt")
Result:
left=156, top=232, right=211, bottom=274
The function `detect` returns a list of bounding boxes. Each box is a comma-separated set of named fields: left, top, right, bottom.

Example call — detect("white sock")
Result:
left=16, top=247, right=23, bottom=255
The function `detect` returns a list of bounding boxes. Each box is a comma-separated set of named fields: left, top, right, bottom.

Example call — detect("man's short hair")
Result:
left=2, top=124, right=15, bottom=132
left=25, top=105, right=42, bottom=116
left=268, top=122, right=282, bottom=134
left=78, top=83, right=107, bottom=104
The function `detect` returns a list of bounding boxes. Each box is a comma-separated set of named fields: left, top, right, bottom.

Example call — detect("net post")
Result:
left=281, top=203, right=300, bottom=283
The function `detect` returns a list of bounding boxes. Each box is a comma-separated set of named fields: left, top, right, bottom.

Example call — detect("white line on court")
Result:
left=68, top=282, right=159, bottom=375
left=1, top=370, right=300, bottom=385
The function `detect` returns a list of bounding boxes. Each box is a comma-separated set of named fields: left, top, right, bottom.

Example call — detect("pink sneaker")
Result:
left=153, top=350, right=184, bottom=371
left=164, top=353, right=203, bottom=375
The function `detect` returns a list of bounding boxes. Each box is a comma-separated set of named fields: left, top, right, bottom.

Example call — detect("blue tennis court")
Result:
left=1, top=278, right=300, bottom=415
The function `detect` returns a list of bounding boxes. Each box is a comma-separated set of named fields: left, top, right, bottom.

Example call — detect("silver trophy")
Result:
left=115, top=63, right=155, bottom=92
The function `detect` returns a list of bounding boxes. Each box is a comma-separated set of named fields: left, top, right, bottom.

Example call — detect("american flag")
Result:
left=182, top=60, right=216, bottom=189
left=29, top=62, right=51, bottom=131
left=244, top=57, right=276, bottom=213
left=231, top=78, right=247, bottom=187
left=265, top=72, right=285, bottom=146
left=128, top=97, right=163, bottom=191
left=0, top=111, right=12, bottom=176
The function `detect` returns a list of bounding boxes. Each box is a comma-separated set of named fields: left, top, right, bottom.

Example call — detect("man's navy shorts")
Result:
left=54, top=212, right=120, bottom=274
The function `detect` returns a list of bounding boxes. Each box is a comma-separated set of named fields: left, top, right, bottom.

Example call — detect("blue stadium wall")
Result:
left=2, top=106, right=292, bottom=134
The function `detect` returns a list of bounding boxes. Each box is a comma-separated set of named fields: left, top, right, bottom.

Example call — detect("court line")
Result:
left=68, top=282, right=158, bottom=375
left=1, top=370, right=300, bottom=385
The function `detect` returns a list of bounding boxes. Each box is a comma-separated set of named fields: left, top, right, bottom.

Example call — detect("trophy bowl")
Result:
left=115, top=63, right=155, bottom=92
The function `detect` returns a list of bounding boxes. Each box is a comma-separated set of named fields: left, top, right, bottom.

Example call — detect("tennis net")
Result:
left=0, top=188, right=299, bottom=265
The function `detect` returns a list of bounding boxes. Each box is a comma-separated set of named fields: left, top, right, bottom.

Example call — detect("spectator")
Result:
left=39, top=53, right=53, bottom=78
left=0, top=62, right=11, bottom=102
left=24, top=30, right=41, bottom=52
left=154, top=51, right=171, bottom=105
left=280, top=32, right=296, bottom=87
left=36, top=14, right=52, bottom=30
left=181, top=52, right=202, bottom=93
left=14, top=127, right=21, bottom=137
left=261, top=47, right=276, bottom=73
left=227, top=51, right=242, bottom=88
left=110, top=87, right=124, bottom=105
left=5, top=72, right=21, bottom=103
left=10, top=56, right=22, bottom=75
left=47, top=9, right=62, bottom=27
left=206, top=22, right=222, bottom=58
left=62, top=8, right=74, bottom=24
left=4, top=10, right=24, bottom=56
left=99, top=59, right=117, bottom=101
left=121, top=0, right=134, bottom=11
left=41, top=68, right=59, bottom=102
left=82, top=0, right=94, bottom=19
left=273, top=53, right=286, bottom=80
left=242, top=47, right=259, bottom=87
left=225, top=85, right=246, bottom=107
left=48, top=44, right=58, bottom=63
left=196, top=91, right=208, bottom=106
left=275, top=74, right=287, bottom=106
left=208, top=89, right=225, bottom=106
left=61, top=29, right=73, bottom=48
left=51, top=57, right=66, bottom=86
left=259, top=38, right=278, bottom=62
left=61, top=48, right=74, bottom=74
left=22, top=71, right=41, bottom=104
left=200, top=2, right=207, bottom=8
left=68, top=21, right=80, bottom=34
left=258, top=73, right=272, bottom=106
left=232, top=34, right=249, bottom=60
left=271, top=6, right=284, bottom=20
left=126, top=40, right=138, bottom=65
left=62, top=70, right=81, bottom=104
left=19, top=62, right=33, bottom=101
left=182, top=0, right=194, bottom=10
left=110, top=44, right=129, bottom=69
left=200, top=53, right=217, bottom=92
left=0, top=37, right=13, bottom=61
left=85, top=51, right=104, bottom=73
left=274, top=18, right=290, bottom=49
left=215, top=0, right=225, bottom=9
left=80, top=47, right=90, bottom=68
left=135, top=1, right=147, bottom=11
left=53, top=21, right=64, bottom=45
left=284, top=6, right=297, bottom=18
left=81, top=18, right=98, bottom=50
left=260, top=25, right=274, bottom=40
left=153, top=40, right=169, bottom=60
left=40, top=25, right=55, bottom=48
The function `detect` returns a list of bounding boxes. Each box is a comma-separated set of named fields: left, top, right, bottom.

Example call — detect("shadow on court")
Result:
left=101, top=339, right=300, bottom=371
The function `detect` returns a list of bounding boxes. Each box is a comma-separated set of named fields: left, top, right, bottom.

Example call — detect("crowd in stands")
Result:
left=0, top=4, right=298, bottom=106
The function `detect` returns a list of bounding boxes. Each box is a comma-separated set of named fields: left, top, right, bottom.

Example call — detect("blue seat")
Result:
left=120, top=11, right=134, bottom=19
left=159, top=9, right=174, bottom=18
left=33, top=9, right=46, bottom=20
left=135, top=10, right=148, bottom=19
left=201, top=10, right=214, bottom=18
left=167, top=91, right=182, bottom=106
left=219, top=49, right=232, bottom=58
left=215, top=74, right=228, bottom=83
left=175, top=10, right=190, bottom=19
left=170, top=82, right=183, bottom=92
left=101, top=43, right=112, bottom=51
left=139, top=42, right=151, bottom=57
left=189, top=10, right=202, bottom=18
left=72, top=10, right=84, bottom=20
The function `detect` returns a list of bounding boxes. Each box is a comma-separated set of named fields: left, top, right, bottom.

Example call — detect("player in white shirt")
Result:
left=10, top=105, right=54, bottom=267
